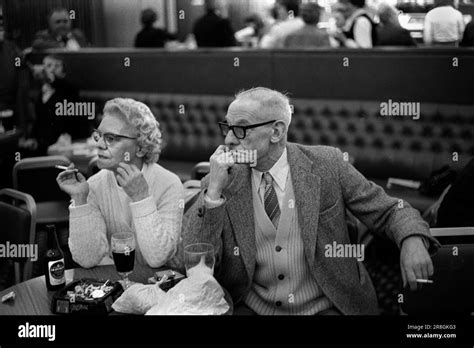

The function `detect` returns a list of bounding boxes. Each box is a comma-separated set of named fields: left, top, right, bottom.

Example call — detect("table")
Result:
left=0, top=265, right=233, bottom=315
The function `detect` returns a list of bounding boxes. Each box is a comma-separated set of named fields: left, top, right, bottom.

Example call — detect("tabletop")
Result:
left=0, top=264, right=233, bottom=315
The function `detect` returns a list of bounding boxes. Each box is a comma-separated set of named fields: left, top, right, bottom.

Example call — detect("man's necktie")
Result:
left=263, top=172, right=280, bottom=228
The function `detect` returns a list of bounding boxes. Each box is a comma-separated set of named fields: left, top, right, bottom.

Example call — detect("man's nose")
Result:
left=224, top=131, right=239, bottom=146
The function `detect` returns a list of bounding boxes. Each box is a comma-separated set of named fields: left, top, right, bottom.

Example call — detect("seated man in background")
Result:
left=30, top=55, right=90, bottom=155
left=135, top=8, right=177, bottom=48
left=284, top=2, right=331, bottom=48
left=183, top=87, right=439, bottom=315
left=32, top=7, right=87, bottom=50
left=376, top=3, right=416, bottom=46
left=57, top=98, right=184, bottom=268
left=437, top=158, right=474, bottom=227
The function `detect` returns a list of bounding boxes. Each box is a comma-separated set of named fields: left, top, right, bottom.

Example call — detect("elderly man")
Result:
left=32, top=7, right=87, bottom=50
left=183, top=87, right=439, bottom=315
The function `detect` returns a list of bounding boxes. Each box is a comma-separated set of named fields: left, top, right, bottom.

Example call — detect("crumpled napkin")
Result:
left=146, top=272, right=229, bottom=315
left=112, top=283, right=165, bottom=315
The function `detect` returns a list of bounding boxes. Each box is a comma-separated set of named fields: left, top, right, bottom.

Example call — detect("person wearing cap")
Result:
left=57, top=98, right=184, bottom=269
left=182, top=87, right=439, bottom=315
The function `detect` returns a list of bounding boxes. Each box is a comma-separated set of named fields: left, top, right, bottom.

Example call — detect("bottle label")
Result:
left=48, top=259, right=65, bottom=286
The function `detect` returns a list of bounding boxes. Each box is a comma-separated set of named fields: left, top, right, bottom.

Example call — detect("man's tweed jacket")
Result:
left=182, top=143, right=438, bottom=315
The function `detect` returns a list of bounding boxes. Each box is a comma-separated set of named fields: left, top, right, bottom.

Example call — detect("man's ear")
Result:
left=271, top=121, right=287, bottom=143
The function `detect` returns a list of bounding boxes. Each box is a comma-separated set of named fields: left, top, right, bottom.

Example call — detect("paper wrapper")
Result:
left=146, top=272, right=229, bottom=315
left=112, top=283, right=165, bottom=315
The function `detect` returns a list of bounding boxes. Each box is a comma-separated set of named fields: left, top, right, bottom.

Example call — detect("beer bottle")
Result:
left=44, top=224, right=66, bottom=290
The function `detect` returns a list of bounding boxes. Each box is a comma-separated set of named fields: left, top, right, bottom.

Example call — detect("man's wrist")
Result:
left=403, top=235, right=429, bottom=249
left=207, top=187, right=222, bottom=201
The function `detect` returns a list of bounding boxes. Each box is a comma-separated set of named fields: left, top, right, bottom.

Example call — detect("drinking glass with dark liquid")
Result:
left=111, top=232, right=136, bottom=289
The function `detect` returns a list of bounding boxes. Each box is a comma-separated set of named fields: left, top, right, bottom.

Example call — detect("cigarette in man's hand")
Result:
left=416, top=279, right=434, bottom=284
left=55, top=165, right=78, bottom=172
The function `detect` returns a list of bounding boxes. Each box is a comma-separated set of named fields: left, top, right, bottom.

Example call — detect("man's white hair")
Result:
left=234, top=87, right=292, bottom=127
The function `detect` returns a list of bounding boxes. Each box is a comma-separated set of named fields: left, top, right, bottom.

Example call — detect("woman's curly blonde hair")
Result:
left=103, top=98, right=162, bottom=164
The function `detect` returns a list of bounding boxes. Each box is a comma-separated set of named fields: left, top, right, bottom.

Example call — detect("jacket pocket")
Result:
left=319, top=199, right=340, bottom=224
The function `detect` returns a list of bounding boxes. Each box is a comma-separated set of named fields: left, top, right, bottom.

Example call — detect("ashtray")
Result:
left=51, top=279, right=123, bottom=315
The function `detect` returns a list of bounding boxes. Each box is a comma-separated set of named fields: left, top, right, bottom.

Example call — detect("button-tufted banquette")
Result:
left=81, top=91, right=474, bottom=212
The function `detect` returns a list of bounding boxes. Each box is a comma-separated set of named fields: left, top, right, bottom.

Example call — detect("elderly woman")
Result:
left=57, top=98, right=184, bottom=268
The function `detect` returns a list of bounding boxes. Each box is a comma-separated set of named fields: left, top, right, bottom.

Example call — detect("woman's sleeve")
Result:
left=68, top=190, right=109, bottom=268
left=130, top=179, right=184, bottom=268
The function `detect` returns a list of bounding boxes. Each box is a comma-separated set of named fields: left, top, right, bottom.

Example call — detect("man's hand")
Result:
left=116, top=163, right=150, bottom=202
left=207, top=145, right=235, bottom=200
left=400, top=236, right=434, bottom=291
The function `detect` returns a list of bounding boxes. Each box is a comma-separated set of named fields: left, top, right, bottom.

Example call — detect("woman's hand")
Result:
left=56, top=164, right=89, bottom=205
left=116, top=163, right=150, bottom=202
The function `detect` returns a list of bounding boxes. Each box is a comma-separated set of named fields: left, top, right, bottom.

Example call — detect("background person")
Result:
left=423, top=0, right=464, bottom=46
left=29, top=55, right=84, bottom=155
left=57, top=98, right=184, bottom=269
left=436, top=158, right=474, bottom=227
left=32, top=7, right=88, bottom=50
left=135, top=8, right=177, bottom=48
left=260, top=0, right=304, bottom=48
left=336, top=0, right=377, bottom=48
left=376, top=3, right=416, bottom=46
left=460, top=19, right=474, bottom=46
left=284, top=3, right=331, bottom=48
left=235, top=14, right=267, bottom=47
left=193, top=0, right=236, bottom=47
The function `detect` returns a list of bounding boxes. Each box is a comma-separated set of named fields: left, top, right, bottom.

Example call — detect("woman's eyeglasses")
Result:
left=218, top=120, right=277, bottom=140
left=91, top=129, right=138, bottom=147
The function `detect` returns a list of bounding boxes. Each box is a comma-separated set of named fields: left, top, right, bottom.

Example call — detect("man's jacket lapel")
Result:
left=287, top=143, right=322, bottom=269
left=224, top=164, right=256, bottom=281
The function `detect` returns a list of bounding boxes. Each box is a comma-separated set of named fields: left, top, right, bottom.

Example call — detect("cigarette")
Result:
left=55, top=165, right=77, bottom=171
left=416, top=279, right=434, bottom=284
left=1, top=291, right=15, bottom=303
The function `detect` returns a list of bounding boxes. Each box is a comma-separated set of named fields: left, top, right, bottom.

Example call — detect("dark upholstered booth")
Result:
left=79, top=90, right=474, bottom=212
left=29, top=48, right=474, bottom=212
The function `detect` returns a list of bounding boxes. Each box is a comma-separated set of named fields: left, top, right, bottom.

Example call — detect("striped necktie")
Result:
left=263, top=172, right=280, bottom=228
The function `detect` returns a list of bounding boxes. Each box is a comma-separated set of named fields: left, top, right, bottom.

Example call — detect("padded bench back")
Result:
left=82, top=91, right=474, bottom=181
